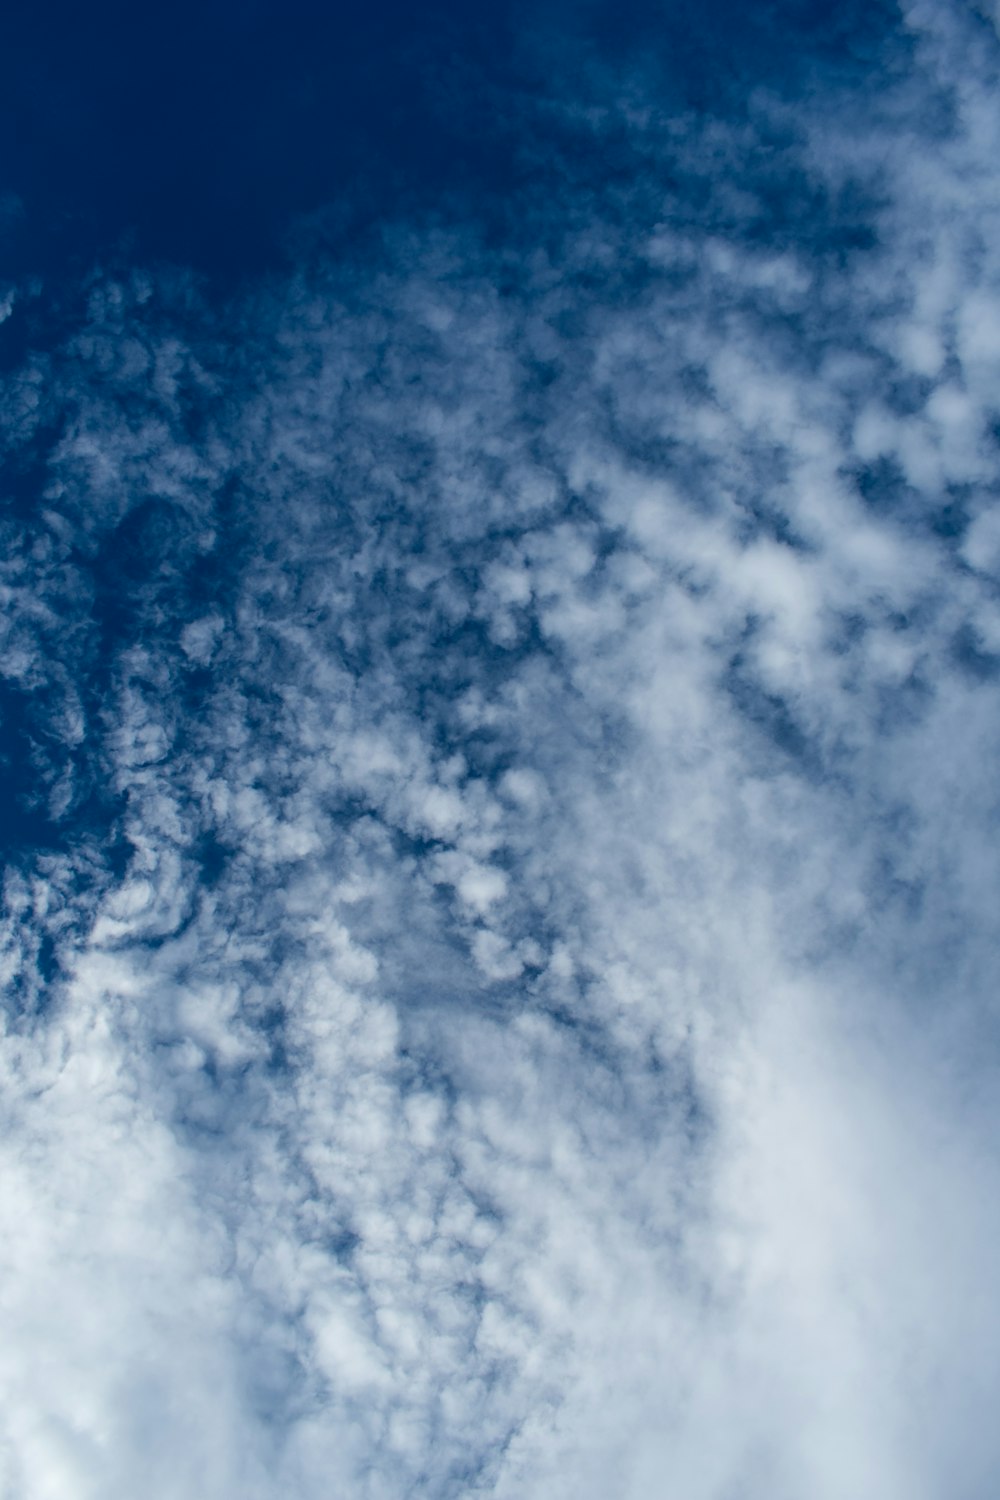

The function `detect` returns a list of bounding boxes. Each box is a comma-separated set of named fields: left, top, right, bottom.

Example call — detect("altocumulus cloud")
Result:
left=3, top=2, right=1000, bottom=1497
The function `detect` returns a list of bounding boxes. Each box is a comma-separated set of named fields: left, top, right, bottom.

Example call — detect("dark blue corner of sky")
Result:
left=1, top=0, right=906, bottom=287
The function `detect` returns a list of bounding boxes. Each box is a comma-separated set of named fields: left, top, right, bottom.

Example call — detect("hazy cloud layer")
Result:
left=3, top=4, right=1000, bottom=1497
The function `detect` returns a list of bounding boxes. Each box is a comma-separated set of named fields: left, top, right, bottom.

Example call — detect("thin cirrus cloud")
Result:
left=2, top=2, right=1000, bottom=1497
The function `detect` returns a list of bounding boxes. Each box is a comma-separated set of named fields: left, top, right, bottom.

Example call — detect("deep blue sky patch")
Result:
left=2, top=0, right=912, bottom=279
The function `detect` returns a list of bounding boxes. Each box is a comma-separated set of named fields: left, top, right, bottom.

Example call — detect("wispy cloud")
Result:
left=3, top=4, right=1000, bottom=1496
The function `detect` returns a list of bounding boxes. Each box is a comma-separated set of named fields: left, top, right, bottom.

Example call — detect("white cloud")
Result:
left=4, top=4, right=1000, bottom=1495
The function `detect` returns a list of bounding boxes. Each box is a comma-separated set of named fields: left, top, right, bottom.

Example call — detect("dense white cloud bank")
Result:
left=3, top=3, right=1000, bottom=1496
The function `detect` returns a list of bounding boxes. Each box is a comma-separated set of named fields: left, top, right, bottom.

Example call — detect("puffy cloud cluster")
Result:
left=3, top=4, right=1000, bottom=1496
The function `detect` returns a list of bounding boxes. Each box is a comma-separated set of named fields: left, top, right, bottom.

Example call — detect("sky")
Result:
left=3, top=1, right=1000, bottom=1496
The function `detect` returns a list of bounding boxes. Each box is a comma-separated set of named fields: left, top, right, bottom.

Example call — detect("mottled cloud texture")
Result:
left=4, top=3, right=1000, bottom=1497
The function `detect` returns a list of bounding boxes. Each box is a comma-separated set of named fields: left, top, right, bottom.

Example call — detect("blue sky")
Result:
left=3, top=3, right=1000, bottom=1497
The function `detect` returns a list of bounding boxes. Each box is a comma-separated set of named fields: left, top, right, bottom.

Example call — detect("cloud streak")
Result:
left=3, top=4, right=1000, bottom=1495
